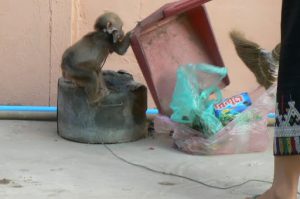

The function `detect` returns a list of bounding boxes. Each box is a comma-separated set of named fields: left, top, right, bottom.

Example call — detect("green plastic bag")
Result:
left=170, top=64, right=228, bottom=137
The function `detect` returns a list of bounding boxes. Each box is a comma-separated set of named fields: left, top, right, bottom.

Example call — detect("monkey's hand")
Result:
left=113, top=31, right=132, bottom=55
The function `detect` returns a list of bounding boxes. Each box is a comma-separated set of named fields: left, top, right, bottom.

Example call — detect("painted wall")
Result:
left=0, top=0, right=281, bottom=108
left=0, top=0, right=51, bottom=105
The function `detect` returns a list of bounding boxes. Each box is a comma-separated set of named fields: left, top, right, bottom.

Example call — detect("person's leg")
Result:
left=255, top=156, right=300, bottom=199
left=248, top=0, right=300, bottom=198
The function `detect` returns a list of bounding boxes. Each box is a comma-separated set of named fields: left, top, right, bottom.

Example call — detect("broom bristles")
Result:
left=229, top=30, right=261, bottom=74
left=229, top=30, right=276, bottom=89
left=272, top=43, right=281, bottom=61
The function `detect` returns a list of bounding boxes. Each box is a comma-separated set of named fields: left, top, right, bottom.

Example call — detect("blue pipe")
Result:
left=0, top=105, right=277, bottom=119
left=0, top=106, right=57, bottom=112
left=1, top=105, right=275, bottom=117
left=146, top=108, right=159, bottom=115
left=268, top=113, right=276, bottom=119
left=0, top=106, right=159, bottom=115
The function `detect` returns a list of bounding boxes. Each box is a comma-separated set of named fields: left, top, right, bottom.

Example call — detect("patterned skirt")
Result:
left=274, top=0, right=300, bottom=155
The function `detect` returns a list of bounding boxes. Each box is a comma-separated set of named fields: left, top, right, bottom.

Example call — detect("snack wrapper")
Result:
left=214, top=93, right=252, bottom=125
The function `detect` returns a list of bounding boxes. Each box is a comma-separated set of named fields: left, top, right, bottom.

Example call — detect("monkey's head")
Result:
left=94, top=12, right=125, bottom=43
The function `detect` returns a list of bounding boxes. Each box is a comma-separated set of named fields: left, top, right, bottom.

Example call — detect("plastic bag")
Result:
left=170, top=64, right=228, bottom=137
left=155, top=84, right=276, bottom=155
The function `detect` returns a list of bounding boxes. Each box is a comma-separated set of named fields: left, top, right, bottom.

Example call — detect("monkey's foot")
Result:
left=87, top=89, right=110, bottom=106
left=87, top=94, right=102, bottom=106
left=100, top=88, right=110, bottom=96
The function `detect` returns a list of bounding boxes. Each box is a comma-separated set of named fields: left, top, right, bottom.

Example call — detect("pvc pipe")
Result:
left=0, top=105, right=275, bottom=117
left=268, top=113, right=275, bottom=118
left=0, top=106, right=158, bottom=114
left=0, top=106, right=159, bottom=121
left=146, top=108, right=159, bottom=115
left=0, top=106, right=57, bottom=112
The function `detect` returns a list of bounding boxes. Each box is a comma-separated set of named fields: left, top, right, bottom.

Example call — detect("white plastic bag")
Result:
left=154, top=85, right=276, bottom=155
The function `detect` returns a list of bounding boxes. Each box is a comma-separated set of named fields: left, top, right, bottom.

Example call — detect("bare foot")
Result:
left=246, top=181, right=298, bottom=199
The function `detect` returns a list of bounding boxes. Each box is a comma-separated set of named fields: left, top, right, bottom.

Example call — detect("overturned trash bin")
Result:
left=57, top=70, right=148, bottom=144
left=131, top=0, right=272, bottom=155
left=131, top=0, right=230, bottom=116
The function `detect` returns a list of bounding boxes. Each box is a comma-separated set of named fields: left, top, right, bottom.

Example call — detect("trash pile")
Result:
left=155, top=63, right=276, bottom=155
left=170, top=64, right=227, bottom=137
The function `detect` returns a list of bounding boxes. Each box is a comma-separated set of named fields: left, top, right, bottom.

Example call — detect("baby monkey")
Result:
left=61, top=12, right=131, bottom=105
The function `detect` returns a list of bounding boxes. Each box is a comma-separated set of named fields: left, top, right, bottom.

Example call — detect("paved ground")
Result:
left=0, top=120, right=293, bottom=199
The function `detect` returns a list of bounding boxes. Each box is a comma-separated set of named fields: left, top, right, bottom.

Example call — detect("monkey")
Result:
left=61, top=12, right=131, bottom=105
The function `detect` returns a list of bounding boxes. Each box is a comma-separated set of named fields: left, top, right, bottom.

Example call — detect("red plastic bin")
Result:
left=131, top=0, right=230, bottom=116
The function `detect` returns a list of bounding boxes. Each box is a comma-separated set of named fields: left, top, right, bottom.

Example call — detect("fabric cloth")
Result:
left=274, top=0, right=300, bottom=155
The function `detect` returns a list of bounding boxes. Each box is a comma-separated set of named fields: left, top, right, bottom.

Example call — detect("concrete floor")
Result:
left=0, top=120, right=292, bottom=199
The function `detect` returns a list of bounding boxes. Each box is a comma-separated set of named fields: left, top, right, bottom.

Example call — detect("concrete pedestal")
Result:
left=57, top=70, right=147, bottom=144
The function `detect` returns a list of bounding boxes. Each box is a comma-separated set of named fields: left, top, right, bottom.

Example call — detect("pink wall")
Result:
left=0, top=0, right=51, bottom=105
left=0, top=0, right=281, bottom=107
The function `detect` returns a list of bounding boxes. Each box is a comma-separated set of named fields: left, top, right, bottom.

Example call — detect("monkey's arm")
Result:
left=113, top=31, right=131, bottom=55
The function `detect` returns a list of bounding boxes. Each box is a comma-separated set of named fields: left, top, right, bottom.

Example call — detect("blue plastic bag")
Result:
left=170, top=64, right=228, bottom=137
